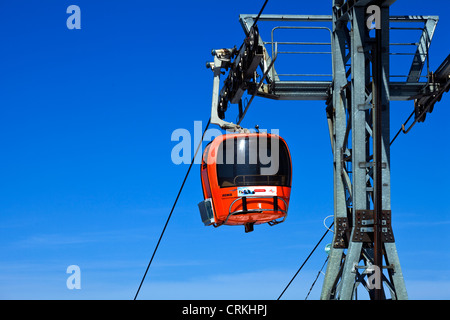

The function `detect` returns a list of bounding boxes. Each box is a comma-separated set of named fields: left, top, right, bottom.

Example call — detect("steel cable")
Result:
left=277, top=222, right=333, bottom=300
left=134, top=1, right=270, bottom=299
left=134, top=119, right=211, bottom=300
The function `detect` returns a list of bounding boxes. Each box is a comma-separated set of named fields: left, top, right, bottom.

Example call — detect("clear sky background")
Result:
left=0, top=0, right=449, bottom=300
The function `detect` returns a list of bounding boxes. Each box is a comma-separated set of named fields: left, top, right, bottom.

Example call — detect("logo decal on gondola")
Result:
left=237, top=187, right=277, bottom=197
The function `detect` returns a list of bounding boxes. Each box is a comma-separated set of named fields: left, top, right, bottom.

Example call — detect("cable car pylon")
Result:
left=204, top=0, right=450, bottom=300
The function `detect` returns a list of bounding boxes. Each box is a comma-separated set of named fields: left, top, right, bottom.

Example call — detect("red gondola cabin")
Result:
left=198, top=132, right=292, bottom=232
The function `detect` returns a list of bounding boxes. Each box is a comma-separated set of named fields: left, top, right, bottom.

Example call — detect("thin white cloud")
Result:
left=405, top=280, right=450, bottom=300
left=11, top=229, right=151, bottom=248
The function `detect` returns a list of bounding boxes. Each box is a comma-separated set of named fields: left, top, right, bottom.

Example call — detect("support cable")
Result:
left=134, top=118, right=211, bottom=300
left=134, top=1, right=269, bottom=299
left=390, top=109, right=415, bottom=146
left=253, top=0, right=269, bottom=27
left=277, top=222, right=333, bottom=300
left=237, top=54, right=277, bottom=126
left=305, top=256, right=329, bottom=300
left=236, top=0, right=270, bottom=126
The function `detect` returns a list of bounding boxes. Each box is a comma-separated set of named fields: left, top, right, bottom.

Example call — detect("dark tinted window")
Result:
left=216, top=136, right=291, bottom=188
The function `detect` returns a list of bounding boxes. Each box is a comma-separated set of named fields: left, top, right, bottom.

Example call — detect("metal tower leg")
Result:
left=378, top=6, right=408, bottom=300
left=320, top=3, right=349, bottom=299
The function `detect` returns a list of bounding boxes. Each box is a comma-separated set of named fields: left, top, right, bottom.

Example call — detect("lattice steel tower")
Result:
left=207, top=0, right=450, bottom=299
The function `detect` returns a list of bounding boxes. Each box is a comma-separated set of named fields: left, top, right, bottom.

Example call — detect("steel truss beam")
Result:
left=238, top=14, right=438, bottom=102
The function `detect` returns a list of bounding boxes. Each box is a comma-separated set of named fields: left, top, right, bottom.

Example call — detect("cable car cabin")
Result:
left=198, top=133, right=292, bottom=233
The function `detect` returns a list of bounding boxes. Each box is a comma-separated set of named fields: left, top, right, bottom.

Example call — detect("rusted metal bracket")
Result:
left=334, top=217, right=350, bottom=248
left=333, top=210, right=394, bottom=248
left=353, top=210, right=394, bottom=243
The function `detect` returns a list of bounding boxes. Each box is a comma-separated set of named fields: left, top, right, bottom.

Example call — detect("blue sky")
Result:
left=0, top=0, right=449, bottom=300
